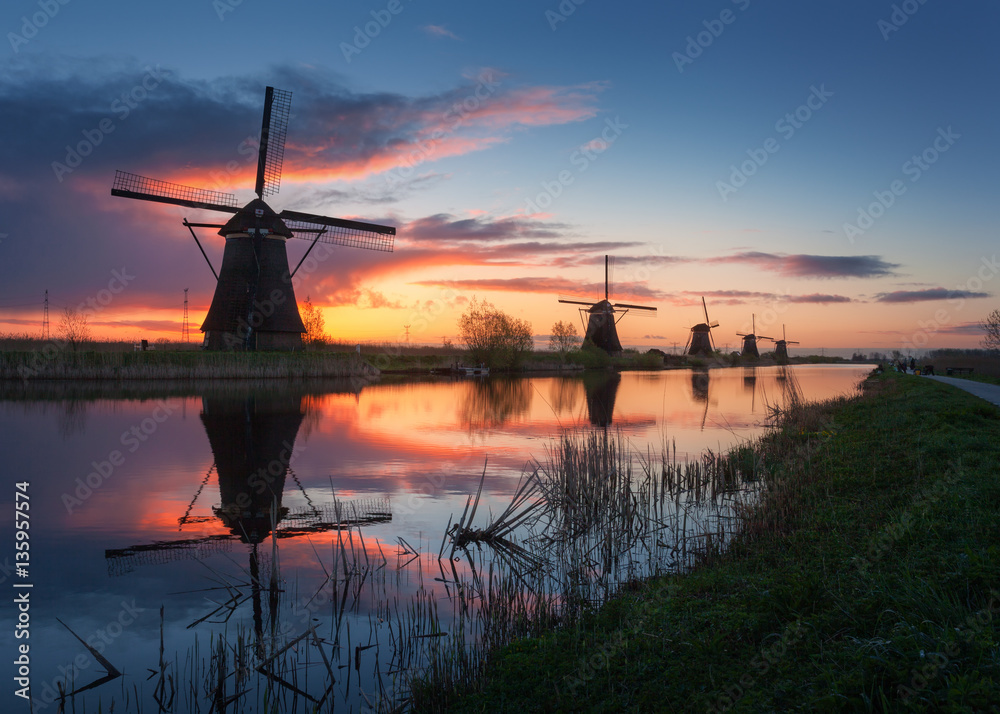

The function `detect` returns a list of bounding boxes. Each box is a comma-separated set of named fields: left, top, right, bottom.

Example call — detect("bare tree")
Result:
left=982, top=308, right=1000, bottom=351
left=58, top=307, right=91, bottom=351
left=549, top=320, right=580, bottom=354
left=299, top=296, right=326, bottom=348
left=458, top=297, right=533, bottom=369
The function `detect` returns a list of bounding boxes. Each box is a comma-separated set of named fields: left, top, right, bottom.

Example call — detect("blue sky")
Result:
left=1, top=0, right=997, bottom=351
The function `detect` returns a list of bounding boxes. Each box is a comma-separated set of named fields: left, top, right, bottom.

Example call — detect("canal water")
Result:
left=0, top=365, right=868, bottom=712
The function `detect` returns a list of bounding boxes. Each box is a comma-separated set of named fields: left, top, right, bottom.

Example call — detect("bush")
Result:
left=568, top=342, right=612, bottom=369
left=458, top=298, right=533, bottom=370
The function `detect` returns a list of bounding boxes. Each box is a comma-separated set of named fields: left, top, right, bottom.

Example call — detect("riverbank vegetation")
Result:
left=0, top=349, right=378, bottom=380
left=414, top=372, right=1000, bottom=712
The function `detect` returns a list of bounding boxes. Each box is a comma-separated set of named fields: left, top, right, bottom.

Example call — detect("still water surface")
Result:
left=1, top=365, right=867, bottom=711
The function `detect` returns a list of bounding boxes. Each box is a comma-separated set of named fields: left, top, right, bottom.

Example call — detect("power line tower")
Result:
left=42, top=289, right=49, bottom=340
left=403, top=324, right=411, bottom=344
left=182, top=288, right=190, bottom=343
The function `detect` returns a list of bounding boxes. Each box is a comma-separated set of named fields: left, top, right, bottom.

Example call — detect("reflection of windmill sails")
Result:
left=459, top=377, right=533, bottom=430
left=691, top=369, right=710, bottom=430
left=743, top=366, right=758, bottom=412
left=105, top=389, right=391, bottom=576
left=203, top=392, right=302, bottom=543
left=582, top=371, right=621, bottom=427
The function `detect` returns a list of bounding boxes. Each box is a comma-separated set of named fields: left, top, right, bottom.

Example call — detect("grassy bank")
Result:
left=417, top=372, right=1000, bottom=712
left=0, top=349, right=379, bottom=380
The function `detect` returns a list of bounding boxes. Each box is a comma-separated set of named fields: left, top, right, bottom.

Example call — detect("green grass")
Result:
left=948, top=372, right=1000, bottom=388
left=0, top=349, right=378, bottom=380
left=414, top=373, right=1000, bottom=712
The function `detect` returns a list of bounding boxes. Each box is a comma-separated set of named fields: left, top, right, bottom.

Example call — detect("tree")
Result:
left=299, top=296, right=326, bottom=348
left=58, top=307, right=91, bottom=351
left=549, top=320, right=580, bottom=355
left=981, top=309, right=1000, bottom=351
left=458, top=298, right=533, bottom=369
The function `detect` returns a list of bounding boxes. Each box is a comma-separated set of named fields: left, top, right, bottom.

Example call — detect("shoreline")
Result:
left=413, top=372, right=1000, bottom=711
left=0, top=350, right=379, bottom=381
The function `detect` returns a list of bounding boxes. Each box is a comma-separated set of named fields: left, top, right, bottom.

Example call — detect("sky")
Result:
left=1, top=0, right=998, bottom=353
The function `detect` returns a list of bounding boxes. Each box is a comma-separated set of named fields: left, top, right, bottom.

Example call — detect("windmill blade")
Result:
left=112, top=171, right=240, bottom=214
left=709, top=321, right=720, bottom=328
left=612, top=302, right=657, bottom=311
left=758, top=335, right=774, bottom=341
left=787, top=340, right=800, bottom=345
left=280, top=210, right=395, bottom=252
left=702, top=296, right=710, bottom=324
left=558, top=299, right=596, bottom=306
left=255, top=87, right=292, bottom=198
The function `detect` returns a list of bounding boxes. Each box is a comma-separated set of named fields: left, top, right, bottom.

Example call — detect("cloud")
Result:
left=422, top=24, right=461, bottom=40
left=0, top=58, right=605, bottom=191
left=934, top=322, right=986, bottom=335
left=681, top=290, right=851, bottom=305
left=707, top=252, right=899, bottom=278
left=411, top=276, right=669, bottom=301
left=873, top=288, right=991, bottom=303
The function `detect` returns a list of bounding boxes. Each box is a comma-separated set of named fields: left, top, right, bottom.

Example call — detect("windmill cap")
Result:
left=219, top=198, right=293, bottom=238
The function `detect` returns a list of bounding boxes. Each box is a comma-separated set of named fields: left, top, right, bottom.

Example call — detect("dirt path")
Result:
left=925, top=375, right=1000, bottom=407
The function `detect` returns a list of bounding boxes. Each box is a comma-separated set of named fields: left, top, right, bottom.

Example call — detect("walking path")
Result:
left=924, top=375, right=1000, bottom=407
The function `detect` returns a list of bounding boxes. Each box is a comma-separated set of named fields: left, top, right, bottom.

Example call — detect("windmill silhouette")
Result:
left=105, top=389, right=391, bottom=648
left=736, top=314, right=772, bottom=359
left=111, top=86, right=396, bottom=351
left=558, top=255, right=656, bottom=354
left=770, top=324, right=799, bottom=363
left=685, top=297, right=719, bottom=356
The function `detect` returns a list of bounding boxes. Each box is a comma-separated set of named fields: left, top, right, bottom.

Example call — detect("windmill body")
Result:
left=771, top=324, right=800, bottom=363
left=685, top=297, right=718, bottom=356
left=201, top=199, right=305, bottom=350
left=112, top=86, right=395, bottom=351
left=558, top=255, right=656, bottom=355
left=736, top=314, right=771, bottom=359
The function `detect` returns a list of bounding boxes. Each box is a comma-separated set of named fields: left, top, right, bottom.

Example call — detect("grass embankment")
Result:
left=421, top=372, right=1000, bottom=712
left=0, top=350, right=378, bottom=380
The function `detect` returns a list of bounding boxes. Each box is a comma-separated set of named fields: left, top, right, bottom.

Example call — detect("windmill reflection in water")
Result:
left=104, top=388, right=391, bottom=650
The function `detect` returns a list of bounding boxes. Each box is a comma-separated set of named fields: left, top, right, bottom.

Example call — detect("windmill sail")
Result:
left=111, top=86, right=396, bottom=351
left=558, top=255, right=656, bottom=355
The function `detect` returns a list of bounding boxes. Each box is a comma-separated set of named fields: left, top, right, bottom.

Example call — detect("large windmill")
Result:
left=736, top=314, right=772, bottom=359
left=685, top=297, right=719, bottom=356
left=111, top=86, right=396, bottom=351
left=770, top=324, right=799, bottom=363
left=558, top=255, right=657, bottom=354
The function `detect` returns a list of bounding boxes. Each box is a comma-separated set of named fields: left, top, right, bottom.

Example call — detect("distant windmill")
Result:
left=770, top=324, right=799, bottom=363
left=736, top=314, right=772, bottom=359
left=558, top=255, right=657, bottom=354
left=684, top=297, right=719, bottom=356
left=111, top=86, right=396, bottom=351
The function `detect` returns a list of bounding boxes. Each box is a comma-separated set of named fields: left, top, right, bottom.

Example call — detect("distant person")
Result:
left=909, top=357, right=915, bottom=372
